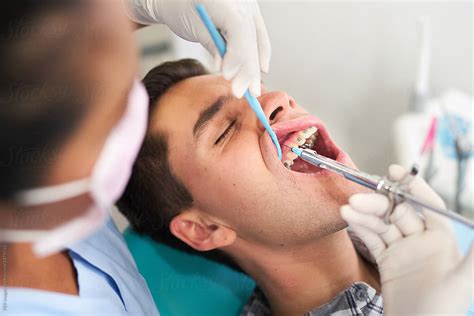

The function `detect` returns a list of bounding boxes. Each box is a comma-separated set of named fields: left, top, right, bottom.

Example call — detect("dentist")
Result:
left=0, top=0, right=269, bottom=314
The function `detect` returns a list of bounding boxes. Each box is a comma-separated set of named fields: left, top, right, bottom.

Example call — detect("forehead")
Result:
left=150, top=74, right=230, bottom=135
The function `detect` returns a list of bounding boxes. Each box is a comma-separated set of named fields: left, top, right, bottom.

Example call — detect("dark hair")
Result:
left=118, top=59, right=241, bottom=271
left=0, top=1, right=90, bottom=200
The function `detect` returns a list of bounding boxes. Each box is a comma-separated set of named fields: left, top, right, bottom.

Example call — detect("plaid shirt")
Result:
left=240, top=230, right=384, bottom=316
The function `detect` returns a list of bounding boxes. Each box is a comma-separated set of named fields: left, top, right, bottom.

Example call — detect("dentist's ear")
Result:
left=170, top=211, right=237, bottom=251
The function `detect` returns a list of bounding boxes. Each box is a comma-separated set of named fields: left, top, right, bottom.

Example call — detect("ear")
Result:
left=170, top=211, right=236, bottom=251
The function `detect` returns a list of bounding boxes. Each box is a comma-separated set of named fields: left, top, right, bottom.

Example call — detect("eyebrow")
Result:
left=193, top=94, right=233, bottom=141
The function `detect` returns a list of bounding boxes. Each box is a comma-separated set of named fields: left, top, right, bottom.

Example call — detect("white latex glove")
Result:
left=340, top=164, right=474, bottom=315
left=125, top=0, right=271, bottom=98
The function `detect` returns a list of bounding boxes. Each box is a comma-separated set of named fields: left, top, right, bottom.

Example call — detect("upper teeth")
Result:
left=283, top=126, right=318, bottom=169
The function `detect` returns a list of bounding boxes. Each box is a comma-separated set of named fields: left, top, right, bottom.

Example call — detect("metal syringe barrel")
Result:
left=297, top=148, right=380, bottom=190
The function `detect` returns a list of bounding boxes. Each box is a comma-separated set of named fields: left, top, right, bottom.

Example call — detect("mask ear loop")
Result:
left=15, top=178, right=90, bottom=206
left=383, top=165, right=419, bottom=225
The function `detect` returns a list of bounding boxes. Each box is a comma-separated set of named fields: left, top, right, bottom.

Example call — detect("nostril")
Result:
left=269, top=106, right=283, bottom=121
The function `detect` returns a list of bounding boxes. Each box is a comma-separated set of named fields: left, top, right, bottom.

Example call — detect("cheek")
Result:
left=218, top=129, right=271, bottom=186
left=188, top=139, right=275, bottom=220
left=191, top=155, right=270, bottom=214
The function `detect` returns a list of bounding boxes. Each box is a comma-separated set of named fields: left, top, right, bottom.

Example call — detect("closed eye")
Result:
left=215, top=120, right=236, bottom=145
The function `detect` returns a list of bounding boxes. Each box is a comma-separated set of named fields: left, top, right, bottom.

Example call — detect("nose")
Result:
left=258, top=91, right=291, bottom=125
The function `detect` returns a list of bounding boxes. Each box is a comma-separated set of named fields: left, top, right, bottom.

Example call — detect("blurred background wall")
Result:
left=113, top=0, right=473, bottom=230
left=259, top=0, right=472, bottom=175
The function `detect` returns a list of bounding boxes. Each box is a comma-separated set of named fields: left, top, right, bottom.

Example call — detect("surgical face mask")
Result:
left=0, top=80, right=148, bottom=257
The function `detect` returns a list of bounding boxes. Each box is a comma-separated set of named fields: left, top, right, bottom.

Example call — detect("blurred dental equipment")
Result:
left=411, top=17, right=431, bottom=113
left=394, top=16, right=473, bottom=217
left=419, top=116, right=437, bottom=182
left=289, top=146, right=474, bottom=229
left=195, top=3, right=282, bottom=160
left=440, top=102, right=472, bottom=213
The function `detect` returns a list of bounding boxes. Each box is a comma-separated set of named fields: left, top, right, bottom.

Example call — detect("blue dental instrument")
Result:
left=291, top=146, right=474, bottom=229
left=195, top=3, right=282, bottom=160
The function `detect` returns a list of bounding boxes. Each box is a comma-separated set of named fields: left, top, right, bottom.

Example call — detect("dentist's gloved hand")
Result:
left=340, top=165, right=474, bottom=315
left=125, top=0, right=271, bottom=98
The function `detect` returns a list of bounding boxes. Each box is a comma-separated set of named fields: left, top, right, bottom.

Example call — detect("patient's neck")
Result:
left=230, top=229, right=380, bottom=316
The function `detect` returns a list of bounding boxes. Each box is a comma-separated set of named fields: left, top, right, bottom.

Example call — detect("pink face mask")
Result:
left=0, top=80, right=149, bottom=257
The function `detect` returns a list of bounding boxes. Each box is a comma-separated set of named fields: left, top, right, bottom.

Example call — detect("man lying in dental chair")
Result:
left=118, top=59, right=473, bottom=316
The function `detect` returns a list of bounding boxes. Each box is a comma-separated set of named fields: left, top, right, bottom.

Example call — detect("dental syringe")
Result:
left=290, top=146, right=474, bottom=229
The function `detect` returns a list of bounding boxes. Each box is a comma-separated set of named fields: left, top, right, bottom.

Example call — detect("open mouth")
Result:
left=277, top=124, right=340, bottom=174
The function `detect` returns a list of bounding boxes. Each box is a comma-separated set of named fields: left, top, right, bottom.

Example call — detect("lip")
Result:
left=260, top=115, right=351, bottom=178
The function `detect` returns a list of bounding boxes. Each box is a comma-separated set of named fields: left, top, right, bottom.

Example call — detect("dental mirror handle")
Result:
left=195, top=4, right=282, bottom=160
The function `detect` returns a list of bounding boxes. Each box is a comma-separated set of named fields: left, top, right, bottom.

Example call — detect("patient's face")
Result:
left=150, top=75, right=363, bottom=248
